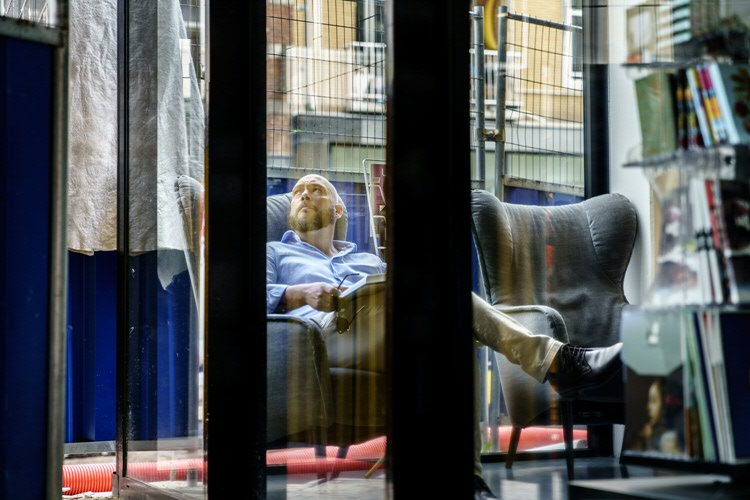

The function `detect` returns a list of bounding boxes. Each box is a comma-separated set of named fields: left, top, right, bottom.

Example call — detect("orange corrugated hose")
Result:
left=63, top=459, right=205, bottom=495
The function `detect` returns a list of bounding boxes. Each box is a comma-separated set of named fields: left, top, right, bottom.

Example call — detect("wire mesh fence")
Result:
left=470, top=8, right=584, bottom=199
left=265, top=2, right=584, bottom=209
left=501, top=12, right=584, bottom=197
left=266, top=0, right=386, bottom=182
left=265, top=0, right=386, bottom=255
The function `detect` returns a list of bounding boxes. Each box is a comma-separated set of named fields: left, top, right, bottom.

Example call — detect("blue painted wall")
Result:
left=66, top=252, right=117, bottom=442
left=0, top=36, right=53, bottom=499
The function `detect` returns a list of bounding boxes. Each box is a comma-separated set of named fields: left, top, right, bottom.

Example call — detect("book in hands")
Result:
left=335, top=273, right=385, bottom=333
left=338, top=273, right=386, bottom=301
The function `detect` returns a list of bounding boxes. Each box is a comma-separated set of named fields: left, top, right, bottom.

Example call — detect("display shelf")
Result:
left=570, top=474, right=750, bottom=500
left=622, top=145, right=750, bottom=180
left=617, top=2, right=750, bottom=486
left=622, top=139, right=750, bottom=476
left=675, top=28, right=750, bottom=62
left=620, top=452, right=750, bottom=483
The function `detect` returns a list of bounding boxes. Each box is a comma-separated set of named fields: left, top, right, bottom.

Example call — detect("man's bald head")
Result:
left=289, top=174, right=344, bottom=233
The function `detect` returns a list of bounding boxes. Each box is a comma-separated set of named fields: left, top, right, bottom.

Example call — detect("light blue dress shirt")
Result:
left=266, top=230, right=386, bottom=317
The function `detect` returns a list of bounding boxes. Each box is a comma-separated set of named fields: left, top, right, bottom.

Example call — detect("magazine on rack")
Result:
left=621, top=308, right=688, bottom=460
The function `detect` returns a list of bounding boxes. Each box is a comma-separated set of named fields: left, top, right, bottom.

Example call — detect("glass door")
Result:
left=119, top=0, right=207, bottom=497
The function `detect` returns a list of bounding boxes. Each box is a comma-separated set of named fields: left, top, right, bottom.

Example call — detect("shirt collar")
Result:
left=280, top=230, right=357, bottom=255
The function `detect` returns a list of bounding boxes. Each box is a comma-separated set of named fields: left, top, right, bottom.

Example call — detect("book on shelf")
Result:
left=675, top=70, right=702, bottom=149
left=696, top=63, right=730, bottom=145
left=676, top=71, right=689, bottom=150
left=685, top=311, right=717, bottom=462
left=626, top=4, right=659, bottom=64
left=649, top=173, right=704, bottom=306
left=689, top=178, right=724, bottom=303
left=622, top=308, right=750, bottom=463
left=669, top=0, right=693, bottom=47
left=699, top=179, right=730, bottom=303
left=716, top=311, right=750, bottom=462
left=706, top=62, right=750, bottom=145
left=684, top=67, right=714, bottom=148
left=697, top=310, right=739, bottom=463
left=635, top=71, right=679, bottom=158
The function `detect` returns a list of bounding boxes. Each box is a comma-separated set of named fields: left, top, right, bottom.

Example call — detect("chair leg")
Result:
left=328, top=445, right=349, bottom=480
left=561, top=400, right=575, bottom=480
left=314, top=443, right=328, bottom=482
left=505, top=426, right=522, bottom=469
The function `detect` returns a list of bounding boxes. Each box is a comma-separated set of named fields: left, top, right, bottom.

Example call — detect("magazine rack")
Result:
left=620, top=141, right=750, bottom=484
left=571, top=6, right=750, bottom=498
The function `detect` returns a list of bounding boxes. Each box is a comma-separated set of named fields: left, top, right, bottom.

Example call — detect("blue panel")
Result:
left=505, top=186, right=583, bottom=207
left=93, top=252, right=117, bottom=438
left=66, top=251, right=117, bottom=443
left=0, top=36, right=53, bottom=499
left=157, top=269, right=193, bottom=437
left=126, top=252, right=195, bottom=441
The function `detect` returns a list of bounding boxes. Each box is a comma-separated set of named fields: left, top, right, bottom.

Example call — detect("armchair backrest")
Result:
left=267, top=192, right=349, bottom=242
left=470, top=190, right=637, bottom=348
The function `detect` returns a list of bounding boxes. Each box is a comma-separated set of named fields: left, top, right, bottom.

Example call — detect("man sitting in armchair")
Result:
left=267, top=174, right=623, bottom=499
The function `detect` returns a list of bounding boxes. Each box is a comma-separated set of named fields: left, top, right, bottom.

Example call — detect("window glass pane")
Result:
left=473, top=0, right=589, bottom=462
left=266, top=1, right=388, bottom=497
left=124, top=0, right=207, bottom=497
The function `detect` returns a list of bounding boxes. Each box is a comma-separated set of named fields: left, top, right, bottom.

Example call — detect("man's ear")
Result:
left=334, top=203, right=344, bottom=219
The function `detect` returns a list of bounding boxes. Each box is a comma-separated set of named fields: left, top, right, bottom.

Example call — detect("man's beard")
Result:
left=289, top=206, right=335, bottom=232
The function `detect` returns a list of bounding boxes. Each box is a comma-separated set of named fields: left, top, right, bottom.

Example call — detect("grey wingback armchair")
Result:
left=469, top=189, right=637, bottom=479
left=266, top=192, right=386, bottom=449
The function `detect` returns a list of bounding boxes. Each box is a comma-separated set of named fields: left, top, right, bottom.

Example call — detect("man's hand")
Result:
left=282, top=282, right=343, bottom=312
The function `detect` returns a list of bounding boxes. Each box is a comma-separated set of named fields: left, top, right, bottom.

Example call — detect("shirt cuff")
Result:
left=267, top=284, right=288, bottom=314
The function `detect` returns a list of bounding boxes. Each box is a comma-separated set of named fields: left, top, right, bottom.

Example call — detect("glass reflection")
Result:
left=266, top=1, right=388, bottom=497
left=473, top=0, right=590, bottom=463
left=126, top=0, right=206, bottom=497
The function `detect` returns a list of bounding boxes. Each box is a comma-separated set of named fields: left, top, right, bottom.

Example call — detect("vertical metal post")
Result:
left=207, top=1, right=268, bottom=497
left=47, top=1, right=69, bottom=498
left=387, top=0, right=474, bottom=497
left=494, top=6, right=508, bottom=200
left=115, top=0, right=130, bottom=491
left=472, top=6, right=485, bottom=187
left=583, top=0, right=609, bottom=198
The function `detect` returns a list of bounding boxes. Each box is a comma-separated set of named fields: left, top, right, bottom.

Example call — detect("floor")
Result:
left=266, top=456, right=683, bottom=500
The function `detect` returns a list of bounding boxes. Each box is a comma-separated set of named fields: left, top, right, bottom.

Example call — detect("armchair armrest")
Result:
left=493, top=304, right=569, bottom=344
left=267, top=315, right=334, bottom=443
left=488, top=304, right=569, bottom=428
